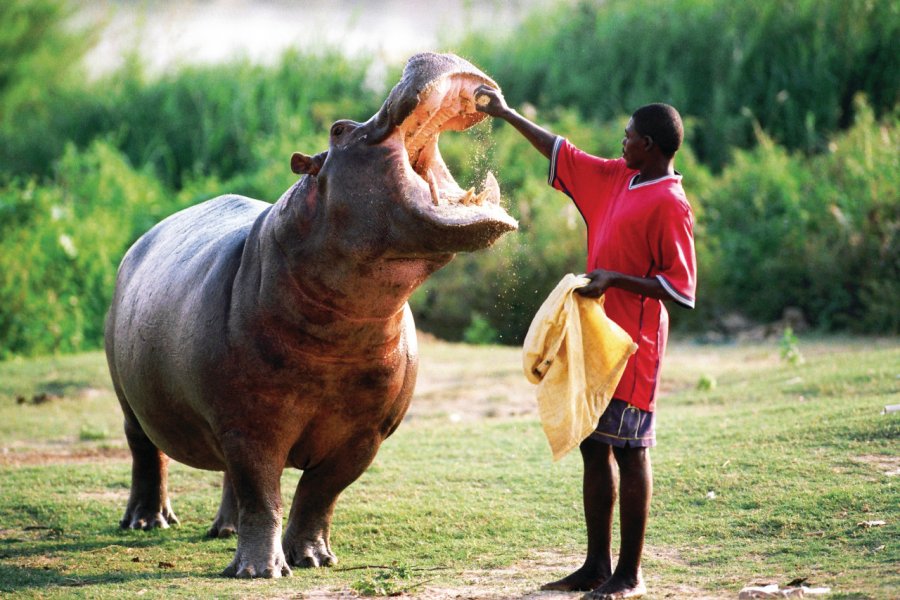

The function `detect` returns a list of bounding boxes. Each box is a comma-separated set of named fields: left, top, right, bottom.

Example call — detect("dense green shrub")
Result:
left=0, top=0, right=93, bottom=125
left=700, top=99, right=899, bottom=332
left=0, top=49, right=381, bottom=190
left=0, top=0, right=897, bottom=358
left=460, top=0, right=899, bottom=167
left=0, top=142, right=169, bottom=357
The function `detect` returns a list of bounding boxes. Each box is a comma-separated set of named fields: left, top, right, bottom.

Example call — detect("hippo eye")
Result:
left=331, top=124, right=345, bottom=137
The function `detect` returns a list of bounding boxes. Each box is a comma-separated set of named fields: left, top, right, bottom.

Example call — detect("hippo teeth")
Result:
left=481, top=171, right=501, bottom=205
left=427, top=171, right=501, bottom=208
left=460, top=172, right=501, bottom=207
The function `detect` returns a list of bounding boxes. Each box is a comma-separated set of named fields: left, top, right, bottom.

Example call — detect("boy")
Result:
left=476, top=86, right=696, bottom=600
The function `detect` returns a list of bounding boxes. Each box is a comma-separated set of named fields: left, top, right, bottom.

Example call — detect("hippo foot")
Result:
left=222, top=546, right=292, bottom=579
left=120, top=505, right=179, bottom=531
left=207, top=516, right=237, bottom=539
left=284, top=535, right=337, bottom=568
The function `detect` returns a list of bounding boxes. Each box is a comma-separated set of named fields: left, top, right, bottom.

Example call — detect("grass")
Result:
left=0, top=336, right=898, bottom=598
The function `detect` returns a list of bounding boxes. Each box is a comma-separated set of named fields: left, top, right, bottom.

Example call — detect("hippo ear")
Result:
left=291, top=151, right=328, bottom=175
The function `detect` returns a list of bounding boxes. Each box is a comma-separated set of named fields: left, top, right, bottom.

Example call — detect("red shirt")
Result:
left=549, top=137, right=697, bottom=411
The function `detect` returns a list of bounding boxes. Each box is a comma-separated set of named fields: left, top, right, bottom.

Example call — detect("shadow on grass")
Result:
left=0, top=564, right=212, bottom=593
left=0, top=525, right=235, bottom=592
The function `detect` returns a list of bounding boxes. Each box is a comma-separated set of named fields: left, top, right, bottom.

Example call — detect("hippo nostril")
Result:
left=331, top=124, right=345, bottom=137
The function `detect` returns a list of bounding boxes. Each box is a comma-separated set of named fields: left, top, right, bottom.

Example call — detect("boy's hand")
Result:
left=474, top=85, right=510, bottom=117
left=575, top=269, right=618, bottom=298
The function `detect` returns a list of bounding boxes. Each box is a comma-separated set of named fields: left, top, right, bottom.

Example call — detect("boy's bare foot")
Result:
left=581, top=574, right=646, bottom=599
left=540, top=567, right=608, bottom=592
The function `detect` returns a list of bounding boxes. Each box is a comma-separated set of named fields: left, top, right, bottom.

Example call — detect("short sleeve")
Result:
left=652, top=199, right=697, bottom=309
left=548, top=137, right=623, bottom=220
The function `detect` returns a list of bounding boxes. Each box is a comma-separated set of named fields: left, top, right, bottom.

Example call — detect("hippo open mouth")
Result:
left=367, top=53, right=518, bottom=242
left=401, top=74, right=500, bottom=209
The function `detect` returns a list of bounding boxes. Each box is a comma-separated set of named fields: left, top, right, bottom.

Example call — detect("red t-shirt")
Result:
left=549, top=137, right=697, bottom=411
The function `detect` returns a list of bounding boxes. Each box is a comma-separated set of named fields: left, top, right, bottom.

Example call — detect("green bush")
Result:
left=0, top=0, right=93, bottom=125
left=699, top=99, right=899, bottom=332
left=0, top=142, right=169, bottom=357
left=460, top=0, right=899, bottom=167
left=0, top=0, right=897, bottom=358
left=0, top=48, right=380, bottom=190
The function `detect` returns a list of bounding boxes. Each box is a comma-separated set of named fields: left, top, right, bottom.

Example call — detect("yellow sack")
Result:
left=523, top=273, right=638, bottom=461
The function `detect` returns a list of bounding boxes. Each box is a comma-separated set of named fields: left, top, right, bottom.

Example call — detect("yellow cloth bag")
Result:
left=522, top=273, right=638, bottom=460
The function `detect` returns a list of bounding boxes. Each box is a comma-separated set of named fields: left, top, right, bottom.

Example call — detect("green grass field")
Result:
left=1, top=336, right=897, bottom=599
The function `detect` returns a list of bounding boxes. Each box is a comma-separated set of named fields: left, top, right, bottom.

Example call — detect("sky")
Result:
left=76, top=0, right=556, bottom=78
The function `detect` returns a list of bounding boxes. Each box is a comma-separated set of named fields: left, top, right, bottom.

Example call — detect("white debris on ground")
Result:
left=738, top=583, right=831, bottom=598
left=857, top=519, right=887, bottom=528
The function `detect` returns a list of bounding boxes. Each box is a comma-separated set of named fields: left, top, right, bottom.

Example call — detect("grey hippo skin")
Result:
left=104, top=52, right=517, bottom=578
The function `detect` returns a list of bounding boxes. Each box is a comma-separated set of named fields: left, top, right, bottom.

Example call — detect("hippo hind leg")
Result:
left=119, top=405, right=179, bottom=530
left=207, top=472, right=238, bottom=538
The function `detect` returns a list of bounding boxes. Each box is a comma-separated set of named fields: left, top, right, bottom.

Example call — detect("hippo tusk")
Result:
left=427, top=169, right=442, bottom=206
left=481, top=171, right=500, bottom=205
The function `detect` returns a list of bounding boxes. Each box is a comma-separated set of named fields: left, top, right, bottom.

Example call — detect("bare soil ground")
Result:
left=0, top=445, right=130, bottom=466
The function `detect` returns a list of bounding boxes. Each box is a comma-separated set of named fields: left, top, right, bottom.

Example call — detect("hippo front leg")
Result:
left=283, top=439, right=381, bottom=568
left=220, top=432, right=292, bottom=578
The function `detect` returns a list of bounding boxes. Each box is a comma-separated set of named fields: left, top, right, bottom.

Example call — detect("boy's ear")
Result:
left=642, top=135, right=655, bottom=152
left=291, top=151, right=328, bottom=175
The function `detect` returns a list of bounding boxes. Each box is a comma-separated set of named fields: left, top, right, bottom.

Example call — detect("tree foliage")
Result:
left=459, top=0, right=900, bottom=168
left=0, top=0, right=93, bottom=125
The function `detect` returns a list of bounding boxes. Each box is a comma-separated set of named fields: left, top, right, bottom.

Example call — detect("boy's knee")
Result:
left=580, top=436, right=613, bottom=466
left=613, top=446, right=649, bottom=473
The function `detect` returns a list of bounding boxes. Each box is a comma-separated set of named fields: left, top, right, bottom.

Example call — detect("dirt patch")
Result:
left=853, top=454, right=900, bottom=477
left=0, top=446, right=130, bottom=467
left=408, top=343, right=536, bottom=423
left=419, top=552, right=582, bottom=599
left=294, top=551, right=723, bottom=599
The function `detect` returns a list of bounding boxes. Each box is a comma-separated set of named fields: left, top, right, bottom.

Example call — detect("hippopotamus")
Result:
left=104, top=52, right=516, bottom=578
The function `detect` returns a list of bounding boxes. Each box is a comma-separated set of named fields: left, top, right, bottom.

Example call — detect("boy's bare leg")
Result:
left=541, top=437, right=615, bottom=591
left=583, top=446, right=651, bottom=599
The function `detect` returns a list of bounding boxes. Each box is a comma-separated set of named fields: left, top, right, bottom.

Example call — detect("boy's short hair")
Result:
left=632, top=103, right=683, bottom=157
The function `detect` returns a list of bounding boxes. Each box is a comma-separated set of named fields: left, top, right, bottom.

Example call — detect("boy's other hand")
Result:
left=575, top=269, right=617, bottom=298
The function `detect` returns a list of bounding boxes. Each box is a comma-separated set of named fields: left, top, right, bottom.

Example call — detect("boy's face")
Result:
left=622, top=118, right=649, bottom=170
